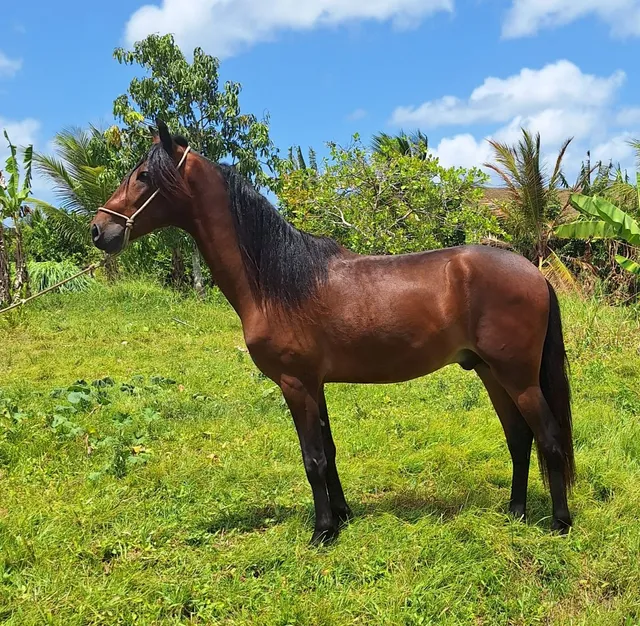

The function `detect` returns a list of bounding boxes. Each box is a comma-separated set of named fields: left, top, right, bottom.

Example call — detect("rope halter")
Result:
left=96, top=146, right=192, bottom=251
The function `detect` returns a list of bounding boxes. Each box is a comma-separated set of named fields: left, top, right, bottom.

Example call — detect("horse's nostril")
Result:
left=91, top=224, right=101, bottom=242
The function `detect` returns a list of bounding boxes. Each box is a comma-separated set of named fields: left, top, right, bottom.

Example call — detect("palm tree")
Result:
left=372, top=131, right=429, bottom=159
left=34, top=127, right=120, bottom=249
left=34, top=126, right=127, bottom=279
left=484, top=129, right=572, bottom=269
left=282, top=146, right=319, bottom=172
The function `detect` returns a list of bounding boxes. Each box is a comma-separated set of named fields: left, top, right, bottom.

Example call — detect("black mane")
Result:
left=144, top=137, right=342, bottom=308
left=216, top=164, right=342, bottom=308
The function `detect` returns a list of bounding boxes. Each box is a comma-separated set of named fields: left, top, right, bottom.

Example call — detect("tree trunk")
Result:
left=0, top=223, right=11, bottom=306
left=191, top=240, right=205, bottom=299
left=11, top=222, right=29, bottom=303
left=171, top=246, right=186, bottom=291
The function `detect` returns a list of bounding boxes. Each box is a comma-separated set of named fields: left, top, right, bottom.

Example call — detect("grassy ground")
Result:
left=1, top=280, right=639, bottom=625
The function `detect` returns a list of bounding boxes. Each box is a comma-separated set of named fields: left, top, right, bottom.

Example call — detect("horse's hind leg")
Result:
left=510, top=385, right=571, bottom=532
left=489, top=366, right=572, bottom=532
left=318, top=387, right=352, bottom=525
left=476, top=363, right=533, bottom=520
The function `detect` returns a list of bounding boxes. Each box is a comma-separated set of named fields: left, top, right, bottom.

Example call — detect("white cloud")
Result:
left=347, top=108, right=368, bottom=121
left=124, top=0, right=453, bottom=57
left=431, top=134, right=492, bottom=170
left=616, top=107, right=640, bottom=126
left=502, top=0, right=640, bottom=39
left=494, top=109, right=599, bottom=147
left=0, top=117, right=40, bottom=150
left=0, top=117, right=56, bottom=203
left=388, top=58, right=638, bottom=185
left=590, top=133, right=637, bottom=167
left=390, top=60, right=624, bottom=129
left=0, top=51, right=22, bottom=78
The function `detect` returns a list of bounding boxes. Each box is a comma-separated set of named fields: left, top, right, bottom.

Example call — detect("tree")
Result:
left=34, top=126, right=119, bottom=278
left=34, top=127, right=119, bottom=249
left=113, top=34, right=279, bottom=296
left=0, top=132, right=45, bottom=305
left=484, top=129, right=572, bottom=268
left=277, top=135, right=501, bottom=255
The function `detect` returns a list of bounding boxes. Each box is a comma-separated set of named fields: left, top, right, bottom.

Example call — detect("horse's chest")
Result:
left=244, top=327, right=320, bottom=382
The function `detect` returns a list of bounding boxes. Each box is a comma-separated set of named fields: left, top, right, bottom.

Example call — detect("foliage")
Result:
left=27, top=260, right=94, bottom=294
left=484, top=129, right=572, bottom=266
left=22, top=207, right=90, bottom=265
left=277, top=135, right=501, bottom=255
left=556, top=179, right=640, bottom=277
left=280, top=145, right=318, bottom=172
left=33, top=126, right=127, bottom=250
left=112, top=33, right=280, bottom=294
left=0, top=131, right=45, bottom=304
left=371, top=130, right=429, bottom=159
left=113, top=33, right=278, bottom=188
left=1, top=280, right=640, bottom=623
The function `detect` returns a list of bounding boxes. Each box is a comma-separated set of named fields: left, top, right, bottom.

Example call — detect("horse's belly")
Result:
left=323, top=324, right=464, bottom=384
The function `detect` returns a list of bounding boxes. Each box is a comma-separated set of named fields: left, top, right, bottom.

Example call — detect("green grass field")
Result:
left=1, top=280, right=639, bottom=625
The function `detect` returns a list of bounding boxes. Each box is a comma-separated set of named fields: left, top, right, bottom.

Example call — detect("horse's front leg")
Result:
left=280, top=375, right=338, bottom=545
left=318, top=386, right=352, bottom=525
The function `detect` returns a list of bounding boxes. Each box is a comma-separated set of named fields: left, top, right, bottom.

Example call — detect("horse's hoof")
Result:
left=551, top=517, right=572, bottom=535
left=310, top=525, right=339, bottom=546
left=335, top=506, right=353, bottom=527
left=508, top=505, right=526, bottom=522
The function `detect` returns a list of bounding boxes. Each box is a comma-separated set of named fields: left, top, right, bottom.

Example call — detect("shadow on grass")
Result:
left=355, top=488, right=480, bottom=523
left=201, top=504, right=303, bottom=535
left=353, top=485, right=556, bottom=531
left=197, top=486, right=557, bottom=537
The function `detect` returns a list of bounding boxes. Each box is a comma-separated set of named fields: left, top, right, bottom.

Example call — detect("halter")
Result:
left=97, top=145, right=192, bottom=251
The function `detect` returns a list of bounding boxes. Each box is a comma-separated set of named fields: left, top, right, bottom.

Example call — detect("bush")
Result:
left=27, top=260, right=94, bottom=294
left=276, top=135, right=503, bottom=255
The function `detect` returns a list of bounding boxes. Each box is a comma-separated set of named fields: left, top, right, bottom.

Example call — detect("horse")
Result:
left=90, top=120, right=575, bottom=544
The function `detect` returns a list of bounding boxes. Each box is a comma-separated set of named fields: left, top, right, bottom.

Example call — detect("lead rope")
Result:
left=1, top=146, right=192, bottom=316
left=0, top=260, right=105, bottom=315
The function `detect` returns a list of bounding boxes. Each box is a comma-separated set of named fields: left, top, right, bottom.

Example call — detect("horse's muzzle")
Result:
left=90, top=219, right=126, bottom=255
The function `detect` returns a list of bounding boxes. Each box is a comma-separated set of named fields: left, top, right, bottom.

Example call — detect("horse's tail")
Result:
left=538, top=281, right=576, bottom=489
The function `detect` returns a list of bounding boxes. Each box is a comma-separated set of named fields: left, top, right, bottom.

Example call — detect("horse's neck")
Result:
left=187, top=187, right=256, bottom=320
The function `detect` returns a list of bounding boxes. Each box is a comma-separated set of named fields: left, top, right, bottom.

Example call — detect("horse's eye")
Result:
left=138, top=171, right=150, bottom=184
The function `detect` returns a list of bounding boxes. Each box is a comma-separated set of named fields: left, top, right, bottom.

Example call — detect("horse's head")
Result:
left=90, top=120, right=191, bottom=255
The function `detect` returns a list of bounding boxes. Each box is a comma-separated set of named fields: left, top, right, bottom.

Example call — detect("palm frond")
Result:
left=34, top=127, right=117, bottom=220
left=549, top=137, right=572, bottom=191
left=32, top=200, right=92, bottom=247
left=541, top=251, right=579, bottom=295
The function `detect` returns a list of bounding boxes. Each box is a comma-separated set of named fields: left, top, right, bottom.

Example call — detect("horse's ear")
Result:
left=156, top=118, right=174, bottom=155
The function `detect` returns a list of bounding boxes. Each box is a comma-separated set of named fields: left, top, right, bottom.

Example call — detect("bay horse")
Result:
left=90, top=121, right=575, bottom=544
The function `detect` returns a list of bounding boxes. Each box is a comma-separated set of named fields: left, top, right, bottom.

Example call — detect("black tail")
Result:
left=538, top=281, right=575, bottom=489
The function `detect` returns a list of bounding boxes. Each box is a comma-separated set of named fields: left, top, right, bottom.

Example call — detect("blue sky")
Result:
left=2, top=0, right=640, bottom=202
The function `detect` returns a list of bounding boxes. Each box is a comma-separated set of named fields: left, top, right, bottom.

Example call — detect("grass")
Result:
left=1, top=279, right=639, bottom=625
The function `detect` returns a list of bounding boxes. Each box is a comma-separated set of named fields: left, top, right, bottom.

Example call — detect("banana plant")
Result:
left=0, top=131, right=45, bottom=304
left=555, top=173, right=640, bottom=274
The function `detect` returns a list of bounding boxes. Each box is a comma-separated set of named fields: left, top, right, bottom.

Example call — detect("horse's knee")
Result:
left=304, top=454, right=328, bottom=483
